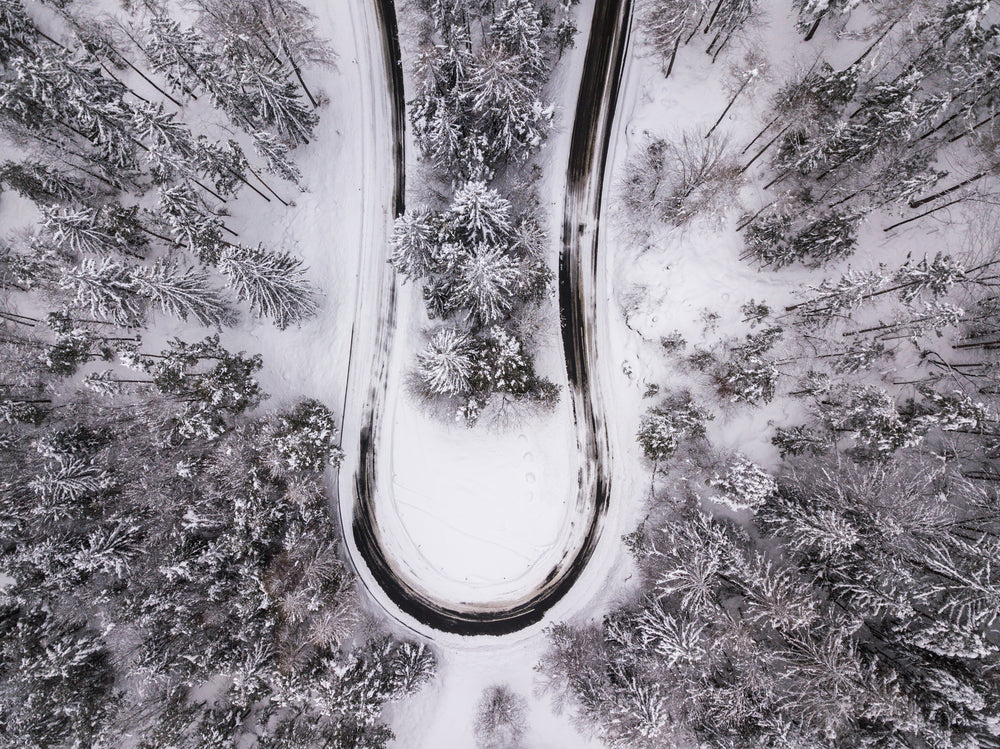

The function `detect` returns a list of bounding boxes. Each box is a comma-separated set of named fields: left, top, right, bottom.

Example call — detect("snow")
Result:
left=8, top=0, right=996, bottom=744
left=385, top=393, right=577, bottom=606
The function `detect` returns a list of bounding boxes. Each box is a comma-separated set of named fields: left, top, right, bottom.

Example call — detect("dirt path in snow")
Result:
left=340, top=0, right=633, bottom=636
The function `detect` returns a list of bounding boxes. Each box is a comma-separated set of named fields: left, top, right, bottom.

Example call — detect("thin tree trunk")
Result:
left=908, top=167, right=994, bottom=208
left=711, top=31, right=733, bottom=62
left=947, top=110, right=1000, bottom=144
left=846, top=19, right=897, bottom=70
left=763, top=166, right=793, bottom=191
left=665, top=34, right=680, bottom=78
left=707, top=77, right=751, bottom=138
left=245, top=163, right=290, bottom=206
left=706, top=30, right=721, bottom=55
left=883, top=196, right=966, bottom=232
left=736, top=200, right=774, bottom=231
left=704, top=0, right=725, bottom=33
left=738, top=123, right=789, bottom=174
left=742, top=112, right=781, bottom=154
left=802, top=13, right=824, bottom=41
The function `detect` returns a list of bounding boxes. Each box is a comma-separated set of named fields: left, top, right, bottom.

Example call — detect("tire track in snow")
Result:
left=342, top=0, right=632, bottom=636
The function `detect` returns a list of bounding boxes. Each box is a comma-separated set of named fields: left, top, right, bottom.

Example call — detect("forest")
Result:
left=540, top=0, right=1000, bottom=747
left=0, top=0, right=434, bottom=746
left=3, top=0, right=1000, bottom=746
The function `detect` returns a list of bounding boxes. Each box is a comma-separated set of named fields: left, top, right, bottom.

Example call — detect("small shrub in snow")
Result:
left=660, top=331, right=686, bottom=352
left=709, top=454, right=777, bottom=511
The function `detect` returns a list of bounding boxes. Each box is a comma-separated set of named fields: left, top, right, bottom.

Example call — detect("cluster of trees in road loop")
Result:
left=541, top=2, right=1000, bottom=747
left=0, top=1, right=436, bottom=746
left=395, top=0, right=577, bottom=424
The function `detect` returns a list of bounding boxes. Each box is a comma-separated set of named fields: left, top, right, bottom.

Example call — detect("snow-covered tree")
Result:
left=132, top=259, right=235, bottom=327
left=264, top=398, right=343, bottom=472
left=58, top=257, right=145, bottom=326
left=217, top=244, right=318, bottom=328
left=621, top=132, right=742, bottom=229
left=474, top=685, right=527, bottom=749
left=416, top=327, right=475, bottom=396
left=637, top=392, right=713, bottom=462
left=708, top=454, right=777, bottom=511
left=0, top=160, right=92, bottom=204
left=641, top=0, right=709, bottom=74
left=137, top=335, right=264, bottom=440
left=389, top=208, right=439, bottom=281
left=745, top=208, right=860, bottom=268
left=713, top=327, right=782, bottom=405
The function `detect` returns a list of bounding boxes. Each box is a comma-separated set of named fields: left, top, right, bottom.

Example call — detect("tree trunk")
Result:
left=665, top=34, right=680, bottom=78
left=883, top=196, right=966, bottom=232
left=908, top=167, right=994, bottom=208
left=704, top=0, right=725, bottom=33
left=803, top=13, right=824, bottom=42
left=742, top=112, right=781, bottom=154
left=707, top=76, right=751, bottom=138
left=947, top=110, right=1000, bottom=144
left=846, top=19, right=897, bottom=70
left=738, top=123, right=789, bottom=174
left=736, top=200, right=774, bottom=231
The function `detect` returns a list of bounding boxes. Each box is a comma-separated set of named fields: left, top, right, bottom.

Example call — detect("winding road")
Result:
left=338, top=0, right=633, bottom=636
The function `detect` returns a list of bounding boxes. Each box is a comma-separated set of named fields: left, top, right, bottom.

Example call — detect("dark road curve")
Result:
left=345, top=0, right=633, bottom=636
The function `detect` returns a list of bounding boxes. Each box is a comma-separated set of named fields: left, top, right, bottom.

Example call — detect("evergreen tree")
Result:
left=132, top=259, right=235, bottom=328
left=136, top=335, right=264, bottom=440
left=217, top=244, right=318, bottom=328
left=637, top=392, right=713, bottom=462
left=417, top=327, right=475, bottom=396
left=0, top=160, right=92, bottom=204
left=264, top=398, right=343, bottom=473
left=58, top=257, right=145, bottom=326
left=156, top=182, right=225, bottom=263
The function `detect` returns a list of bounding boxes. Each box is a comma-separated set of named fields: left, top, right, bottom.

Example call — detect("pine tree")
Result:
left=0, top=0, right=36, bottom=64
left=132, top=259, right=236, bottom=327
left=714, top=327, right=782, bottom=405
left=58, top=257, right=145, bottom=326
left=156, top=182, right=225, bottom=263
left=637, top=393, right=713, bottom=462
left=144, top=16, right=217, bottom=99
left=388, top=208, right=440, bottom=281
left=709, top=454, right=777, bottom=511
left=250, top=128, right=302, bottom=184
left=0, top=160, right=92, bottom=204
left=452, top=246, right=524, bottom=324
left=224, top=52, right=318, bottom=146
left=416, top=327, right=475, bottom=396
left=447, top=181, right=513, bottom=244
left=217, top=244, right=318, bottom=328
left=42, top=204, right=148, bottom=258
left=264, top=398, right=343, bottom=472
left=138, top=335, right=264, bottom=440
